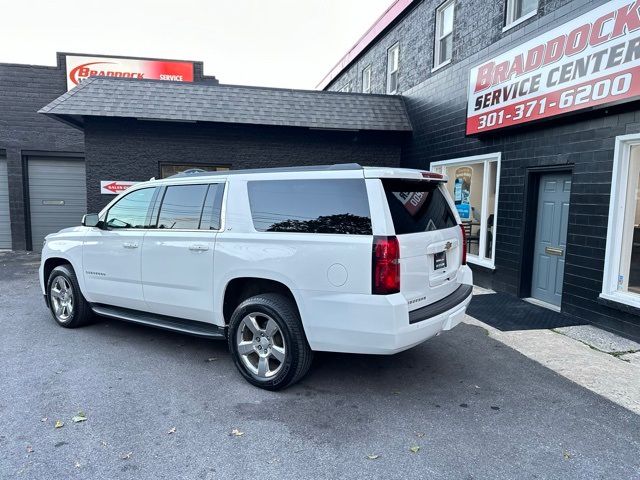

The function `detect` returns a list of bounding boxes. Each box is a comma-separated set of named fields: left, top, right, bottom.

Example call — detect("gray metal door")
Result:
left=28, top=157, right=86, bottom=251
left=531, top=173, right=571, bottom=307
left=0, top=158, right=11, bottom=249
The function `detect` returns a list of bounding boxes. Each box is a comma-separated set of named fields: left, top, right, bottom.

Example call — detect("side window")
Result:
left=434, top=0, right=455, bottom=69
left=386, top=43, right=400, bottom=94
left=199, top=183, right=225, bottom=230
left=157, top=184, right=209, bottom=230
left=505, top=0, right=538, bottom=28
left=105, top=187, right=157, bottom=229
left=247, top=179, right=372, bottom=235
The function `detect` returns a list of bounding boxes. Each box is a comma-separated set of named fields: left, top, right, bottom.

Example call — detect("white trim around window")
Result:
left=339, top=81, right=352, bottom=93
left=601, top=133, right=640, bottom=309
left=362, top=65, right=372, bottom=94
left=431, top=152, right=501, bottom=269
left=434, top=0, right=455, bottom=71
left=503, top=0, right=538, bottom=32
left=386, top=43, right=400, bottom=94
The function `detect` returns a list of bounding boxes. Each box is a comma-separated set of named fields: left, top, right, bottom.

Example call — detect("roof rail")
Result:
left=167, top=163, right=363, bottom=179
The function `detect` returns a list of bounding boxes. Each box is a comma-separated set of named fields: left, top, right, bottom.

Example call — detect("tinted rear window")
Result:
left=248, top=179, right=372, bottom=235
left=383, top=179, right=457, bottom=234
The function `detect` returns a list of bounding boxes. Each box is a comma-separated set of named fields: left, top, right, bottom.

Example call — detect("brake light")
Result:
left=372, top=236, right=400, bottom=295
left=421, top=171, right=444, bottom=180
left=459, top=224, right=467, bottom=265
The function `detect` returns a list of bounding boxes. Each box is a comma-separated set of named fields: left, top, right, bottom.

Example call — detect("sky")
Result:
left=0, top=0, right=393, bottom=90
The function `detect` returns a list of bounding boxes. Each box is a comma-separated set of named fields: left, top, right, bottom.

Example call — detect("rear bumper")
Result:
left=298, top=276, right=473, bottom=355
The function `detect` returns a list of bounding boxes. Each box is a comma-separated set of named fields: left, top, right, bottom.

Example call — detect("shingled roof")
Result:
left=39, top=77, right=412, bottom=132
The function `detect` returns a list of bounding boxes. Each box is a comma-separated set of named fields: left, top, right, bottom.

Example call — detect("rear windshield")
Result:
left=248, top=179, right=372, bottom=235
left=382, top=179, right=457, bottom=235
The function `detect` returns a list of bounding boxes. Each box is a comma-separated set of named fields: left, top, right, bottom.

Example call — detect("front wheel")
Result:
left=228, top=293, right=313, bottom=390
left=47, top=264, right=93, bottom=328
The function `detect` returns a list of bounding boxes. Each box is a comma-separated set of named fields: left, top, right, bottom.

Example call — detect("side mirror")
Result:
left=82, top=213, right=101, bottom=228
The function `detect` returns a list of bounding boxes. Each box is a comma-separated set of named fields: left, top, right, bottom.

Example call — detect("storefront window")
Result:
left=617, top=146, right=640, bottom=294
left=602, top=138, right=640, bottom=308
left=431, top=154, right=500, bottom=268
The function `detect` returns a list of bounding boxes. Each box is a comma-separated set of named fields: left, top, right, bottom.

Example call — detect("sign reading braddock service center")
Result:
left=65, top=55, right=194, bottom=91
left=467, top=0, right=640, bottom=134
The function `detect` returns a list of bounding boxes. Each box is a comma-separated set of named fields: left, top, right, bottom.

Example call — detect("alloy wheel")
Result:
left=50, top=275, right=74, bottom=322
left=236, top=312, right=286, bottom=378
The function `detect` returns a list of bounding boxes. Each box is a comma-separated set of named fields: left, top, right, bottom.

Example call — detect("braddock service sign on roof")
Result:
left=467, top=0, right=640, bottom=134
left=65, top=55, right=194, bottom=91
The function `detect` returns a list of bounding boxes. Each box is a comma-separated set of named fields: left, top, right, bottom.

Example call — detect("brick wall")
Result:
left=326, top=0, right=640, bottom=339
left=0, top=62, right=84, bottom=249
left=83, top=117, right=404, bottom=212
left=0, top=54, right=214, bottom=250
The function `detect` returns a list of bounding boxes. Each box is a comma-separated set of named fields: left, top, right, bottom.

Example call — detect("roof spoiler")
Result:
left=363, top=167, right=448, bottom=182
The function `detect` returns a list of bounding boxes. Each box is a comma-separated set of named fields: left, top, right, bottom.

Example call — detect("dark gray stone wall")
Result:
left=327, top=0, right=640, bottom=339
left=326, top=0, right=575, bottom=95
left=83, top=117, right=404, bottom=212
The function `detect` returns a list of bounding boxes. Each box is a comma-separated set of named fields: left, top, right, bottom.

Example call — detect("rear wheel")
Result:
left=47, top=264, right=93, bottom=328
left=228, top=293, right=313, bottom=390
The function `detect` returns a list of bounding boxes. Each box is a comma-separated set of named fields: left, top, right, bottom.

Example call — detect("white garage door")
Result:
left=0, top=157, right=11, bottom=249
left=28, top=157, right=86, bottom=251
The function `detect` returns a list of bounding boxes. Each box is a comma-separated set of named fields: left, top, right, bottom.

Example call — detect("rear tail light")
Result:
left=372, top=236, right=400, bottom=295
left=421, top=171, right=444, bottom=180
left=459, top=224, right=467, bottom=265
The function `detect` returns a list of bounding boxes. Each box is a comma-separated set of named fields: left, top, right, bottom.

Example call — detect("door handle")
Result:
left=123, top=242, right=139, bottom=249
left=189, top=243, right=209, bottom=252
left=545, top=246, right=564, bottom=256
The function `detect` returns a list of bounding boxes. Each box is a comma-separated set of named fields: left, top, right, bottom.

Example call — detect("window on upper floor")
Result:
left=339, top=82, right=352, bottom=93
left=434, top=0, right=455, bottom=70
left=504, top=0, right=538, bottom=30
left=362, top=65, right=372, bottom=94
left=386, top=43, right=400, bottom=94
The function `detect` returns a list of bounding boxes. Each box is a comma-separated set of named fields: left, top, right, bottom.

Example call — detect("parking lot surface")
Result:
left=1, top=252, right=639, bottom=479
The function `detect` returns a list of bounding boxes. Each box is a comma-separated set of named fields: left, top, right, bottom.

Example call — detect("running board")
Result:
left=91, top=304, right=226, bottom=339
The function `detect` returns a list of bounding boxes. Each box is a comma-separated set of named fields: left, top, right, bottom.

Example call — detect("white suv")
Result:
left=40, top=164, right=473, bottom=390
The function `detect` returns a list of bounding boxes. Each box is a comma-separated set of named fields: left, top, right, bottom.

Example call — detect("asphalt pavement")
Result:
left=1, top=251, right=639, bottom=479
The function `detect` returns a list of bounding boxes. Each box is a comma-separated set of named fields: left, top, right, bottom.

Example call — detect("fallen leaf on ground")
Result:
left=409, top=446, right=420, bottom=453
left=230, top=428, right=244, bottom=437
left=415, top=432, right=425, bottom=438
left=26, top=445, right=33, bottom=453
left=167, top=427, right=176, bottom=434
left=563, top=450, right=572, bottom=460
left=40, top=417, right=47, bottom=423
left=121, top=452, right=133, bottom=460
left=206, top=357, right=217, bottom=362
left=366, top=454, right=380, bottom=460
left=72, top=412, right=87, bottom=423
left=54, top=420, right=64, bottom=429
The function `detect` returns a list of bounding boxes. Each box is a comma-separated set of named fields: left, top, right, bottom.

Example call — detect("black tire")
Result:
left=46, top=264, right=93, bottom=328
left=227, top=293, right=313, bottom=390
